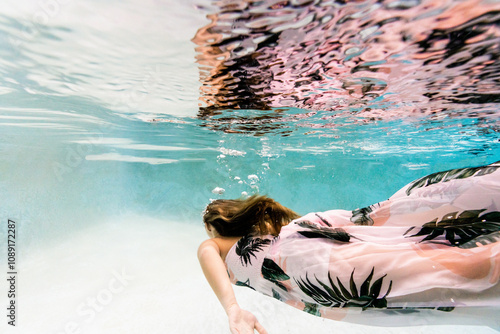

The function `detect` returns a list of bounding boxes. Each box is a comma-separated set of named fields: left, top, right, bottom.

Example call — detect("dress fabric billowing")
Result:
left=224, top=161, right=500, bottom=327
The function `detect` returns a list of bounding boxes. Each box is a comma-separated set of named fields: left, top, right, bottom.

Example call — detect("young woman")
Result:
left=198, top=161, right=500, bottom=334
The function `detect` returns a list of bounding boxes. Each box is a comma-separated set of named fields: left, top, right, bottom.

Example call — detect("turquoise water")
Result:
left=1, top=0, right=500, bottom=333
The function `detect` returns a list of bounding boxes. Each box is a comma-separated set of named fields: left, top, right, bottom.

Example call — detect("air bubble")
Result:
left=211, top=187, right=225, bottom=194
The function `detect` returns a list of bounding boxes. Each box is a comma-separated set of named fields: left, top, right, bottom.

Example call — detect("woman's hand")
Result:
left=227, top=304, right=268, bottom=334
left=198, top=240, right=267, bottom=333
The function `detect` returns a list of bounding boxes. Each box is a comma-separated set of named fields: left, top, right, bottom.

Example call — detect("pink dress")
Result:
left=225, top=161, right=500, bottom=327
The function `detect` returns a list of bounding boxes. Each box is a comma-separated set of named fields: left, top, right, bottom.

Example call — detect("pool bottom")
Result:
left=1, top=215, right=498, bottom=334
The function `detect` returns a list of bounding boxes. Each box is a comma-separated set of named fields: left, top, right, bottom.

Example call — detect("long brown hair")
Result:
left=203, top=195, right=299, bottom=237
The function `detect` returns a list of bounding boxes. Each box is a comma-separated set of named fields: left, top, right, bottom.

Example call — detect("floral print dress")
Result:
left=225, top=161, right=500, bottom=327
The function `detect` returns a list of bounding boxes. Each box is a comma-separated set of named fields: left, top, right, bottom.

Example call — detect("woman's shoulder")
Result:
left=197, top=239, right=220, bottom=259
left=200, top=237, right=241, bottom=260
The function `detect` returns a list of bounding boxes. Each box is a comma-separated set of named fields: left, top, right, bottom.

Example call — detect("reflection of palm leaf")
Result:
left=262, top=258, right=290, bottom=291
left=405, top=210, right=500, bottom=247
left=296, top=221, right=351, bottom=242
left=295, top=267, right=392, bottom=309
left=406, top=162, right=499, bottom=195
left=235, top=236, right=271, bottom=266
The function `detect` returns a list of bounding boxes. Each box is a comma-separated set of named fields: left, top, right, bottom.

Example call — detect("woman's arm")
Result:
left=198, top=239, right=268, bottom=334
left=198, top=239, right=239, bottom=312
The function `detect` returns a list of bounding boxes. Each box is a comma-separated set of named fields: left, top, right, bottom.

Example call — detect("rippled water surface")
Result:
left=194, top=0, right=500, bottom=115
left=0, top=0, right=499, bottom=333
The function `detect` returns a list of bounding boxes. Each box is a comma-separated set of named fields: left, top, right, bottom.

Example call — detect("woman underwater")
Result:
left=198, top=161, right=500, bottom=334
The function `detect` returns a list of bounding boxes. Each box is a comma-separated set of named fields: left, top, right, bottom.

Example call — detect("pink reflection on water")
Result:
left=192, top=0, right=500, bottom=126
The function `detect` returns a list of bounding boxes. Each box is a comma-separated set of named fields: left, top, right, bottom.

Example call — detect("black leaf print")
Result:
left=351, top=206, right=375, bottom=226
left=460, top=232, right=500, bottom=249
left=436, top=306, right=455, bottom=312
left=235, top=279, right=255, bottom=290
left=315, top=213, right=332, bottom=227
left=272, top=288, right=283, bottom=301
left=295, top=267, right=392, bottom=310
left=296, top=221, right=351, bottom=242
left=303, top=301, right=321, bottom=316
left=385, top=306, right=455, bottom=313
left=262, top=258, right=290, bottom=291
left=405, top=161, right=499, bottom=196
left=405, top=210, right=500, bottom=247
left=235, top=236, right=272, bottom=266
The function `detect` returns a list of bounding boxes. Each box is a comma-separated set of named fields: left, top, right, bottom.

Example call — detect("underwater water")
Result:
left=0, top=0, right=499, bottom=333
